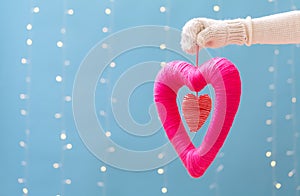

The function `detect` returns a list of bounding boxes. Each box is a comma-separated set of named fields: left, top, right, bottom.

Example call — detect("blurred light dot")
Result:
left=266, top=119, right=272, bottom=125
left=268, top=0, right=274, bottom=2
left=67, top=9, right=74, bottom=15
left=19, top=94, right=27, bottom=100
left=266, top=101, right=272, bottom=107
left=209, top=183, right=217, bottom=190
left=105, top=131, right=111, bottom=137
left=21, top=161, right=27, bottom=166
left=21, top=58, right=27, bottom=64
left=65, top=96, right=72, bottom=102
left=65, top=179, right=72, bottom=184
left=25, top=129, right=30, bottom=135
left=60, top=133, right=67, bottom=140
left=100, top=78, right=106, bottom=84
left=160, top=62, right=166, bottom=67
left=57, top=41, right=63, bottom=48
left=286, top=150, right=294, bottom=156
left=56, top=75, right=63, bottom=82
left=275, top=182, right=281, bottom=189
left=26, top=39, right=32, bottom=46
left=269, top=84, right=275, bottom=90
left=18, top=178, right=25, bottom=184
left=216, top=164, right=224, bottom=172
left=97, top=181, right=104, bottom=187
left=23, top=188, right=29, bottom=194
left=287, top=59, right=293, bottom=64
left=287, top=78, right=293, bottom=84
left=102, top=43, right=108, bottom=49
left=102, top=27, right=108, bottom=33
left=66, top=143, right=73, bottom=150
left=268, top=66, right=275, bottom=72
left=54, top=113, right=62, bottom=119
left=19, top=141, right=26, bottom=148
left=161, top=187, right=168, bottom=193
left=99, top=110, right=106, bottom=116
left=26, top=24, right=32, bottom=30
left=110, top=62, right=116, bottom=68
left=218, top=152, right=225, bottom=158
left=160, top=44, right=166, bottom=50
left=111, top=97, right=117, bottom=103
left=60, top=28, right=66, bottom=34
left=288, top=169, right=295, bottom=177
left=270, top=160, right=276, bottom=167
left=296, top=185, right=300, bottom=190
left=105, top=8, right=111, bottom=15
left=64, top=60, right=70, bottom=66
left=274, top=49, right=279, bottom=55
left=20, top=109, right=27, bottom=116
left=53, top=163, right=60, bottom=169
left=213, top=5, right=220, bottom=12
left=33, top=6, right=40, bottom=13
left=100, top=166, right=107, bottom=172
left=157, top=168, right=164, bottom=174
left=285, top=114, right=292, bottom=120
left=292, top=97, right=297, bottom=103
left=160, top=6, right=166, bottom=13
left=107, top=146, right=115, bottom=153
left=266, top=151, right=272, bottom=157
left=267, top=137, right=273, bottom=142
left=158, top=153, right=164, bottom=159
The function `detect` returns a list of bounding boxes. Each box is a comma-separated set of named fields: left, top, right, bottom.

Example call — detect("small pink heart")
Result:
left=182, top=94, right=212, bottom=132
left=154, top=57, right=241, bottom=178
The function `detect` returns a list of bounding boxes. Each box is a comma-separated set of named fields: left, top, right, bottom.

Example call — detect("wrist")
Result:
left=225, top=18, right=252, bottom=46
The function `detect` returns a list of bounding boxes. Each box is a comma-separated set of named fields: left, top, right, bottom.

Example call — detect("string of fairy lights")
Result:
left=289, top=0, right=299, bottom=193
left=53, top=0, right=74, bottom=195
left=18, top=0, right=36, bottom=195
left=210, top=1, right=223, bottom=196
left=288, top=1, right=299, bottom=195
left=97, top=1, right=116, bottom=194
left=265, top=0, right=299, bottom=195
left=158, top=1, right=170, bottom=194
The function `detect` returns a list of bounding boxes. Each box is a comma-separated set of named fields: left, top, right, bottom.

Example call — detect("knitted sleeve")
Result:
left=248, top=10, right=300, bottom=45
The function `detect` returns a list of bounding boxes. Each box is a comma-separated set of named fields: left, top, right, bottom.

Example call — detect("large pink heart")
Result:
left=154, top=57, right=241, bottom=178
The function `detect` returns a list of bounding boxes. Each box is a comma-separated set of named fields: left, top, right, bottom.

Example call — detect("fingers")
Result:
left=197, top=26, right=217, bottom=48
left=181, top=18, right=205, bottom=54
left=197, top=23, right=227, bottom=49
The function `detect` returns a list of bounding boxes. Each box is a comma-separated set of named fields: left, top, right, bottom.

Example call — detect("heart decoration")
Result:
left=154, top=57, right=241, bottom=178
left=182, top=94, right=212, bottom=132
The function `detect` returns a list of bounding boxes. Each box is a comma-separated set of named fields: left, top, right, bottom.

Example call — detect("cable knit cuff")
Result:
left=225, top=19, right=249, bottom=46
left=244, top=16, right=253, bottom=46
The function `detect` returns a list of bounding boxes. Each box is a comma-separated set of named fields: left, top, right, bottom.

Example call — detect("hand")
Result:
left=181, top=17, right=248, bottom=54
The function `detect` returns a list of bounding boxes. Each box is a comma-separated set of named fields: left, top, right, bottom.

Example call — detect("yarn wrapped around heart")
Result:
left=154, top=57, right=241, bottom=178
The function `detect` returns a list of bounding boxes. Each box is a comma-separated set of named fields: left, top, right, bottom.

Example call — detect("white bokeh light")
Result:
left=33, top=6, right=40, bottom=13
left=160, top=6, right=166, bottom=13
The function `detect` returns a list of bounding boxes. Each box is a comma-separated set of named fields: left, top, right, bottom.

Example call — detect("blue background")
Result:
left=1, top=0, right=300, bottom=195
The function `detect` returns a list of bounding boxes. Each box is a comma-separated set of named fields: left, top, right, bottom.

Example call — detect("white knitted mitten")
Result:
left=181, top=11, right=300, bottom=54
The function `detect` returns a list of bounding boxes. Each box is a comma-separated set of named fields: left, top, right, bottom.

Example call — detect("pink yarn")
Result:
left=154, top=57, right=241, bottom=178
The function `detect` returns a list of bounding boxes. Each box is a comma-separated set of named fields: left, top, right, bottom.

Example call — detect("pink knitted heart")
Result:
left=182, top=94, right=212, bottom=132
left=154, top=57, right=241, bottom=178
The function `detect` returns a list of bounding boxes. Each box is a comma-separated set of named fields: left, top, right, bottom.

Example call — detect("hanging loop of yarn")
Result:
left=182, top=45, right=212, bottom=133
left=154, top=57, right=241, bottom=177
